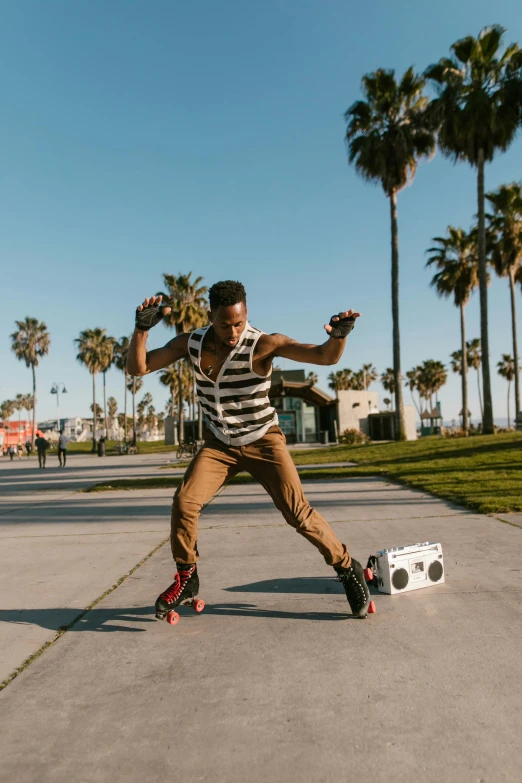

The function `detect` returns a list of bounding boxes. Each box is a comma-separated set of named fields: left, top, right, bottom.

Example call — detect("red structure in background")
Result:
left=0, top=420, right=40, bottom=453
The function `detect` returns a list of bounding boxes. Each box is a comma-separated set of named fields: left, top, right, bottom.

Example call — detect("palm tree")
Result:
left=10, top=318, right=50, bottom=446
left=307, top=372, right=319, bottom=386
left=137, top=392, right=153, bottom=437
left=361, top=363, right=378, bottom=390
left=425, top=25, right=522, bottom=434
left=114, top=336, right=131, bottom=442
left=381, top=368, right=396, bottom=410
left=99, top=335, right=116, bottom=437
left=345, top=67, right=435, bottom=440
left=486, top=183, right=522, bottom=419
left=383, top=398, right=391, bottom=411
left=75, top=328, right=109, bottom=451
left=0, top=400, right=15, bottom=425
left=107, top=396, right=118, bottom=437
left=466, top=338, right=483, bottom=418
left=426, top=226, right=479, bottom=432
left=159, top=366, right=180, bottom=424
left=328, top=368, right=354, bottom=394
left=405, top=367, right=422, bottom=417
left=497, top=354, right=515, bottom=428
left=13, top=394, right=26, bottom=443
left=158, top=273, right=208, bottom=442
left=127, top=376, right=143, bottom=445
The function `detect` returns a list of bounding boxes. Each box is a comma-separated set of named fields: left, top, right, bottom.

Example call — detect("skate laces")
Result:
left=161, top=567, right=194, bottom=604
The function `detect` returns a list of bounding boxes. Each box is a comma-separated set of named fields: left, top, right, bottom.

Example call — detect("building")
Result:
left=269, top=370, right=337, bottom=444
left=269, top=371, right=417, bottom=443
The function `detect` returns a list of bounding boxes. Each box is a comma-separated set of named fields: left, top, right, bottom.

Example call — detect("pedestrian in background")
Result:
left=35, top=434, right=50, bottom=469
left=58, top=429, right=68, bottom=467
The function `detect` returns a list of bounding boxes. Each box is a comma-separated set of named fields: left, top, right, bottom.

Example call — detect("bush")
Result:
left=338, top=428, right=370, bottom=445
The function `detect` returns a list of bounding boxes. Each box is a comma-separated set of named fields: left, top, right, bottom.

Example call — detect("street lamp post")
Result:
left=50, top=383, right=67, bottom=434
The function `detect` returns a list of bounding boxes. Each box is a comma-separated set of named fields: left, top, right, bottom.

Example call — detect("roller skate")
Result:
left=335, top=558, right=376, bottom=618
left=155, top=563, right=205, bottom=626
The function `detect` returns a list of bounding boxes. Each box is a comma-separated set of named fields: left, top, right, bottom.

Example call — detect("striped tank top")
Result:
left=187, top=322, right=278, bottom=446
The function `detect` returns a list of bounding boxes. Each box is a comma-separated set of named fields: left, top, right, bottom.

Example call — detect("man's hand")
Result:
left=135, top=295, right=172, bottom=332
left=324, top=309, right=361, bottom=340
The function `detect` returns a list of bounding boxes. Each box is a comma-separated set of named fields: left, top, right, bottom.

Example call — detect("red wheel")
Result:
left=364, top=568, right=373, bottom=581
left=368, top=601, right=376, bottom=614
left=192, top=598, right=205, bottom=613
left=166, top=611, right=180, bottom=625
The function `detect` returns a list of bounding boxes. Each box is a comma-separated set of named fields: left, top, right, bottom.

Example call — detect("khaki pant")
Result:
left=171, top=425, right=351, bottom=569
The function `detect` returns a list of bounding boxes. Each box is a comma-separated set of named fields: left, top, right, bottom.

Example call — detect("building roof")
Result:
left=269, top=372, right=335, bottom=407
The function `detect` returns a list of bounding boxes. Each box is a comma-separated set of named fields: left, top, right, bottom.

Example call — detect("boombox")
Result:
left=365, top=542, right=445, bottom=595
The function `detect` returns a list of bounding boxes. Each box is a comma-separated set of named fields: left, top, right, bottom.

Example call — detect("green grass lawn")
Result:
left=67, top=440, right=178, bottom=455
left=82, top=432, right=522, bottom=514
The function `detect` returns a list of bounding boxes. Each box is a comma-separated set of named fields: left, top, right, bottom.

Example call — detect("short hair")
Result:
left=208, top=280, right=246, bottom=311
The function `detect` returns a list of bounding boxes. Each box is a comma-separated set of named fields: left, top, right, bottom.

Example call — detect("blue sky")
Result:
left=1, top=0, right=522, bottom=426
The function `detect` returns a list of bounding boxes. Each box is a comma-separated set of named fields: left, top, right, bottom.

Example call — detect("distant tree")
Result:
left=1, top=400, right=15, bottom=424
left=10, top=317, right=50, bottom=446
left=381, top=368, right=396, bottom=410
left=157, top=273, right=208, bottom=441
left=127, top=376, right=143, bottom=445
left=114, top=336, right=131, bottom=442
left=405, top=367, right=422, bottom=417
left=75, top=328, right=109, bottom=451
left=426, top=226, right=479, bottom=432
left=307, top=372, right=319, bottom=386
left=90, top=403, right=103, bottom=420
left=361, top=363, right=378, bottom=390
left=466, top=338, right=483, bottom=418
left=497, top=354, right=515, bottom=428
left=108, top=397, right=118, bottom=420
left=383, top=397, right=391, bottom=411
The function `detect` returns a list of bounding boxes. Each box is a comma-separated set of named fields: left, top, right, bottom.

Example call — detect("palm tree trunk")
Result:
left=477, top=150, right=494, bottom=434
left=178, top=360, right=184, bottom=442
left=31, top=364, right=37, bottom=447
left=508, top=270, right=520, bottom=418
left=103, top=371, right=108, bottom=437
left=477, top=369, right=483, bottom=420
left=389, top=190, right=406, bottom=440
left=507, top=380, right=511, bottom=429
left=92, top=372, right=97, bottom=452
left=460, top=303, right=469, bottom=433
left=132, top=378, right=137, bottom=446
left=124, top=372, right=128, bottom=442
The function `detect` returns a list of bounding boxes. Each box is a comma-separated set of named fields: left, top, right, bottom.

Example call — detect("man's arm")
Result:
left=127, top=295, right=190, bottom=376
left=265, top=309, right=361, bottom=366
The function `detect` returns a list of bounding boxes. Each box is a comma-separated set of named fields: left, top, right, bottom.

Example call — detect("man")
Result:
left=35, top=434, right=49, bottom=469
left=127, top=280, right=372, bottom=621
left=58, top=429, right=68, bottom=467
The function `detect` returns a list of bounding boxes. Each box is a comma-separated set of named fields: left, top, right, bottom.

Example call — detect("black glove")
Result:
left=135, top=304, right=167, bottom=331
left=328, top=314, right=356, bottom=339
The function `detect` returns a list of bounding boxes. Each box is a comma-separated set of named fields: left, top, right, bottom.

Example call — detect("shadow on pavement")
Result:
left=225, top=576, right=343, bottom=594
left=0, top=590, right=363, bottom=632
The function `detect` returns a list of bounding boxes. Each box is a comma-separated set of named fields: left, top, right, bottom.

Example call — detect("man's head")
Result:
left=208, top=280, right=247, bottom=348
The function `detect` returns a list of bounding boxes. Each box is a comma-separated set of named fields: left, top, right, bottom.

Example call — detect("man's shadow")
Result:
left=0, top=578, right=377, bottom=632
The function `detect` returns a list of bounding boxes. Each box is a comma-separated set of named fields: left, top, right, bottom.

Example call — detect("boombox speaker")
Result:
left=364, top=542, right=445, bottom=595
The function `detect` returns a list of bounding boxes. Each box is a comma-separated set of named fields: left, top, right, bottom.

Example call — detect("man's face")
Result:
left=210, top=302, right=247, bottom=348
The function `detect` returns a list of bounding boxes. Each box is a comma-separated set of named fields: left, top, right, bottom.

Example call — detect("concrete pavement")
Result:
left=1, top=456, right=521, bottom=781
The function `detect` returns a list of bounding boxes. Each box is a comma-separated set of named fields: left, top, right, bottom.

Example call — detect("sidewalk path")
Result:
left=1, top=465, right=521, bottom=781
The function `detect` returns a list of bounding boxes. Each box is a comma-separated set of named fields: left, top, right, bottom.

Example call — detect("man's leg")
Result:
left=58, top=449, right=63, bottom=467
left=38, top=452, right=43, bottom=468
left=42, top=452, right=46, bottom=468
left=242, top=427, right=351, bottom=568
left=171, top=437, right=240, bottom=564
left=63, top=449, right=67, bottom=467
